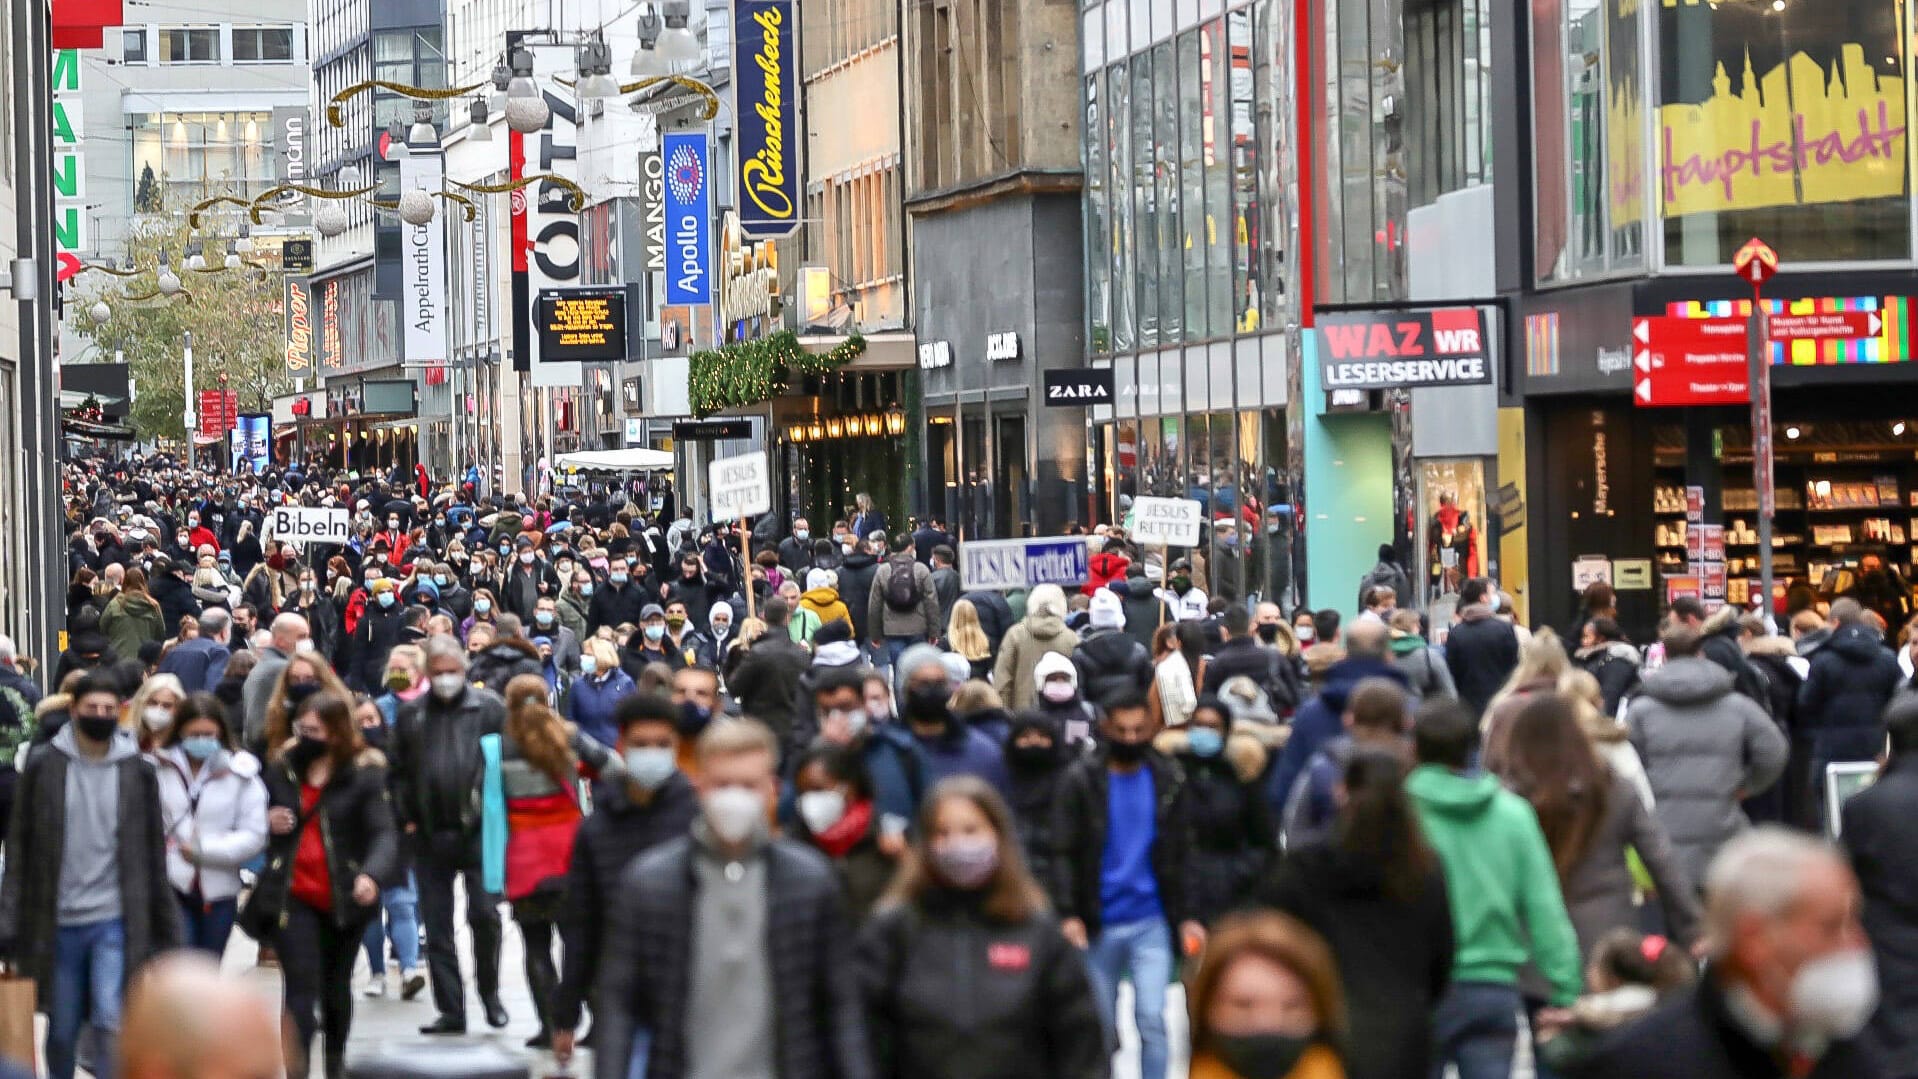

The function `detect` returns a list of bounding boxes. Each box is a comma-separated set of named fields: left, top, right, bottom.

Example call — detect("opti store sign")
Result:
left=1318, top=306, right=1493, bottom=390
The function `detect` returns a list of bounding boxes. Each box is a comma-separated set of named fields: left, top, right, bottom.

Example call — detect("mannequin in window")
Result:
left=1429, top=492, right=1478, bottom=601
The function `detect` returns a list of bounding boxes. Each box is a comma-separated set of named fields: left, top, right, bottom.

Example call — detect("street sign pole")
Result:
left=1734, top=237, right=1778, bottom=628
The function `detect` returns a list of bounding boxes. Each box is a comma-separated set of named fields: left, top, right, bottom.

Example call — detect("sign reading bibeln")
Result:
left=1130, top=497, right=1203, bottom=547
left=709, top=451, right=772, bottom=520
left=268, top=507, right=351, bottom=546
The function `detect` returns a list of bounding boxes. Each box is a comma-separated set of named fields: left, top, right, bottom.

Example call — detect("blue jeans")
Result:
left=1430, top=981, right=1521, bottom=1079
left=1083, top=918, right=1171, bottom=1079
left=361, top=872, right=422, bottom=975
left=48, top=918, right=125, bottom=1079
left=176, top=891, right=238, bottom=959
left=625, top=1027, right=652, bottom=1079
left=884, top=636, right=916, bottom=672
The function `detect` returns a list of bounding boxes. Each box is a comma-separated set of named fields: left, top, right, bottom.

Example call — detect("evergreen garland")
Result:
left=688, top=331, right=867, bottom=417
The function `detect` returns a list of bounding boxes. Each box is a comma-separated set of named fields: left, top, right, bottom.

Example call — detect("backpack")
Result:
left=882, top=554, right=921, bottom=611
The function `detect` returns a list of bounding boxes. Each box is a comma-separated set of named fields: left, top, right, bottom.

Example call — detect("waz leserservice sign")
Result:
left=663, top=132, right=713, bottom=305
left=734, top=0, right=798, bottom=238
left=1317, top=306, right=1494, bottom=391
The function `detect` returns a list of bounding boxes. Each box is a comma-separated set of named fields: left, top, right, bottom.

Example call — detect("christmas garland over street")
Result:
left=689, top=331, right=867, bottom=416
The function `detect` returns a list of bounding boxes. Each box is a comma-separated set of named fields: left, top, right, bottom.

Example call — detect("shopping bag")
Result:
left=0, top=964, right=38, bottom=1072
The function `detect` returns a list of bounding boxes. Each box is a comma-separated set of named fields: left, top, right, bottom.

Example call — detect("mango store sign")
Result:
left=52, top=49, right=87, bottom=258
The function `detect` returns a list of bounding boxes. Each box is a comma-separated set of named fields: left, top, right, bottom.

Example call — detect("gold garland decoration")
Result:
left=187, top=195, right=254, bottom=230
left=77, top=262, right=140, bottom=278
left=436, top=191, right=479, bottom=222
left=451, top=173, right=587, bottom=212
left=248, top=183, right=378, bottom=224
left=326, top=80, right=489, bottom=127
left=121, top=288, right=194, bottom=303
left=616, top=74, right=721, bottom=120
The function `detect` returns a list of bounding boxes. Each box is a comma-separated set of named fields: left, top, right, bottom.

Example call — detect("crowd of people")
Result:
left=0, top=458, right=1913, bottom=1079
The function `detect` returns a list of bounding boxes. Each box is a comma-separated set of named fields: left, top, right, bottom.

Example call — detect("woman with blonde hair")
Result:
left=1186, top=911, right=1349, bottom=1079
left=940, top=598, right=994, bottom=681
left=1480, top=626, right=1574, bottom=773
left=499, top=673, right=621, bottom=1049
left=262, top=651, right=353, bottom=759
left=854, top=776, right=1105, bottom=1077
left=129, top=672, right=187, bottom=753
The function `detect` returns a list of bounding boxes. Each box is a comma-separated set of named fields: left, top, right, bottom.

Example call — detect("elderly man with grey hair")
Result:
left=155, top=606, right=231, bottom=693
left=388, top=634, right=510, bottom=1035
left=1573, top=827, right=1887, bottom=1078
left=240, top=612, right=308, bottom=754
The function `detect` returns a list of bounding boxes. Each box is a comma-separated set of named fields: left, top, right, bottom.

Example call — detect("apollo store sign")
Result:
left=663, top=131, right=713, bottom=305
left=733, top=0, right=798, bottom=238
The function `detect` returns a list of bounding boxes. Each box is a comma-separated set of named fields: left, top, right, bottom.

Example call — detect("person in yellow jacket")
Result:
left=799, top=567, right=853, bottom=629
left=1185, top=911, right=1347, bottom=1079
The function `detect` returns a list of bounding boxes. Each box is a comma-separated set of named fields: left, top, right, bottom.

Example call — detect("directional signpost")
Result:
left=1734, top=237, right=1778, bottom=626
left=1631, top=317, right=1750, bottom=406
left=1768, top=310, right=1883, bottom=342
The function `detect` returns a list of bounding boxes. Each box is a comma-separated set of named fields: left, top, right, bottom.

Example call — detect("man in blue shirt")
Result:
left=1052, top=690, right=1196, bottom=1079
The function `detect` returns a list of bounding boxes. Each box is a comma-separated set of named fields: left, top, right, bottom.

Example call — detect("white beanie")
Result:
left=805, top=568, right=833, bottom=592
left=1034, top=651, right=1078, bottom=686
left=1089, top=588, right=1125, bottom=630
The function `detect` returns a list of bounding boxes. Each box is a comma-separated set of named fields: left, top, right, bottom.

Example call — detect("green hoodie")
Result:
left=1406, top=763, right=1583, bottom=1005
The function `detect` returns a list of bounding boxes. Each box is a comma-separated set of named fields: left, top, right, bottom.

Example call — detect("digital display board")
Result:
left=536, top=286, right=629, bottom=363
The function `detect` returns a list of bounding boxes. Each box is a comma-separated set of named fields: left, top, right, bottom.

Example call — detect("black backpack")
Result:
left=883, top=554, right=921, bottom=611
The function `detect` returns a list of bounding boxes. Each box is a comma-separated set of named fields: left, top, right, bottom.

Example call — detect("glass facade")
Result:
left=129, top=112, right=279, bottom=210
left=1083, top=0, right=1288, bottom=355
left=1536, top=0, right=1910, bottom=279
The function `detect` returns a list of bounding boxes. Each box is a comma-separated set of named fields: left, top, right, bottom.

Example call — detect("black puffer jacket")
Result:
left=1070, top=626, right=1151, bottom=707
left=1797, top=622, right=1903, bottom=779
left=1051, top=746, right=1191, bottom=934
left=854, top=893, right=1107, bottom=1079
left=1576, top=641, right=1643, bottom=718
left=1201, top=635, right=1300, bottom=714
left=1004, top=713, right=1072, bottom=905
left=467, top=636, right=542, bottom=694
left=554, top=773, right=699, bottom=1030
left=1841, top=749, right=1918, bottom=1072
left=254, top=744, right=400, bottom=933
left=1155, top=726, right=1276, bottom=923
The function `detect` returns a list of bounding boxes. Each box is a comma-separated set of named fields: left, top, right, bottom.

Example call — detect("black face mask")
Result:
left=284, top=681, right=320, bottom=707
left=75, top=715, right=120, bottom=743
left=1107, top=738, right=1148, bottom=765
left=286, top=734, right=328, bottom=772
left=1006, top=741, right=1057, bottom=771
left=1208, top=1033, right=1315, bottom=1079
left=359, top=723, right=388, bottom=751
left=679, top=701, right=713, bottom=737
left=1256, top=623, right=1282, bottom=645
left=903, top=683, right=951, bottom=723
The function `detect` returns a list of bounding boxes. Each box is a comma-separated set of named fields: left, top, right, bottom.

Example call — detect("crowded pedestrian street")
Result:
left=5, top=0, right=1918, bottom=1074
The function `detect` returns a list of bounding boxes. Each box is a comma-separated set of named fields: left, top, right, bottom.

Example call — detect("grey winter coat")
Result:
left=867, top=554, right=941, bottom=642
left=1625, top=657, right=1789, bottom=890
left=1559, top=771, right=1702, bottom=960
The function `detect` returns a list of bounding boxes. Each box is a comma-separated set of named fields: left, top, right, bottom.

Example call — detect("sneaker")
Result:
left=400, top=970, right=427, bottom=1001
left=363, top=978, right=387, bottom=999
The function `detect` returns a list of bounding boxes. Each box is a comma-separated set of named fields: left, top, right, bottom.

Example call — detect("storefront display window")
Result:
left=1659, top=0, right=1909, bottom=266
left=1534, top=0, right=1647, bottom=282
left=1110, top=60, right=1136, bottom=354
left=1132, top=55, right=1160, bottom=348
left=1203, top=20, right=1235, bottom=339
left=1229, top=9, right=1263, bottom=334
left=1154, top=39, right=1183, bottom=343
left=1416, top=458, right=1487, bottom=605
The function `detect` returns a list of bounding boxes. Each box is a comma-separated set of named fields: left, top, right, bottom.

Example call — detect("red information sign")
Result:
left=1733, top=238, right=1778, bottom=287
left=1766, top=310, right=1882, bottom=342
left=1631, top=316, right=1750, bottom=407
left=196, top=390, right=238, bottom=436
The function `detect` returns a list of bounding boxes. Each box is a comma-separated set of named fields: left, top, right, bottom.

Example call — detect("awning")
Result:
left=556, top=447, right=675, bottom=472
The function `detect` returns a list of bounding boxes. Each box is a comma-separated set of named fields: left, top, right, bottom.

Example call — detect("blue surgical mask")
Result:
left=644, top=623, right=665, bottom=642
left=536, top=611, right=554, bottom=627
left=611, top=572, right=629, bottom=585
left=580, top=654, right=598, bottom=675
left=579, top=582, right=594, bottom=596
left=474, top=598, right=492, bottom=614
left=378, top=592, right=396, bottom=608
left=1187, top=727, right=1225, bottom=758
left=435, top=574, right=449, bottom=587
left=623, top=746, right=676, bottom=790
left=181, top=734, right=222, bottom=762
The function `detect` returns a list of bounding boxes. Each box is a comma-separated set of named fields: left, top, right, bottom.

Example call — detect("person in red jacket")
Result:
left=1083, top=538, right=1132, bottom=597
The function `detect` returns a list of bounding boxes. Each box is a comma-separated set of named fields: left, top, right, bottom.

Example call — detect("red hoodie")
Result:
left=1084, top=551, right=1131, bottom=596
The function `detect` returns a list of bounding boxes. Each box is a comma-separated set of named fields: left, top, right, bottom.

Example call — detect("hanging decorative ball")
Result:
left=398, top=189, right=436, bottom=226
left=89, top=300, right=111, bottom=324
left=505, top=95, right=550, bottom=134
left=314, top=204, right=350, bottom=238
left=156, top=267, right=183, bottom=295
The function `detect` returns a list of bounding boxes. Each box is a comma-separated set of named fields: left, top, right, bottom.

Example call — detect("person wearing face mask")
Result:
left=657, top=600, right=716, bottom=673
left=593, top=719, right=875, bottom=1079
left=1002, top=712, right=1071, bottom=901
left=624, top=605, right=675, bottom=674
left=0, top=673, right=184, bottom=1079
left=284, top=574, right=338, bottom=663
left=428, top=561, right=472, bottom=622
left=564, top=638, right=636, bottom=748
left=386, top=637, right=511, bottom=1035
left=250, top=690, right=398, bottom=1079
left=852, top=776, right=1106, bottom=1079
left=556, top=569, right=592, bottom=640
left=777, top=517, right=815, bottom=575
left=1053, top=690, right=1200, bottom=1079
left=801, top=664, right=926, bottom=833
left=348, top=579, right=406, bottom=694
left=1157, top=696, right=1277, bottom=924
left=550, top=692, right=700, bottom=1069
left=588, top=556, right=648, bottom=635
left=1573, top=828, right=1886, bottom=1079
left=1840, top=696, right=1918, bottom=1074
left=1205, top=606, right=1302, bottom=719
left=153, top=694, right=267, bottom=958
left=531, top=596, right=581, bottom=675
left=790, top=743, right=892, bottom=924
left=1032, top=653, right=1101, bottom=748
left=502, top=537, right=555, bottom=624
left=460, top=587, right=502, bottom=643
left=897, top=645, right=1010, bottom=796
left=1184, top=911, right=1349, bottom=1079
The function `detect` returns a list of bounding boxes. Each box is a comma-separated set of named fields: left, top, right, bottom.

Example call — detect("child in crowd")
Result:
left=1537, top=929, right=1696, bottom=1072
